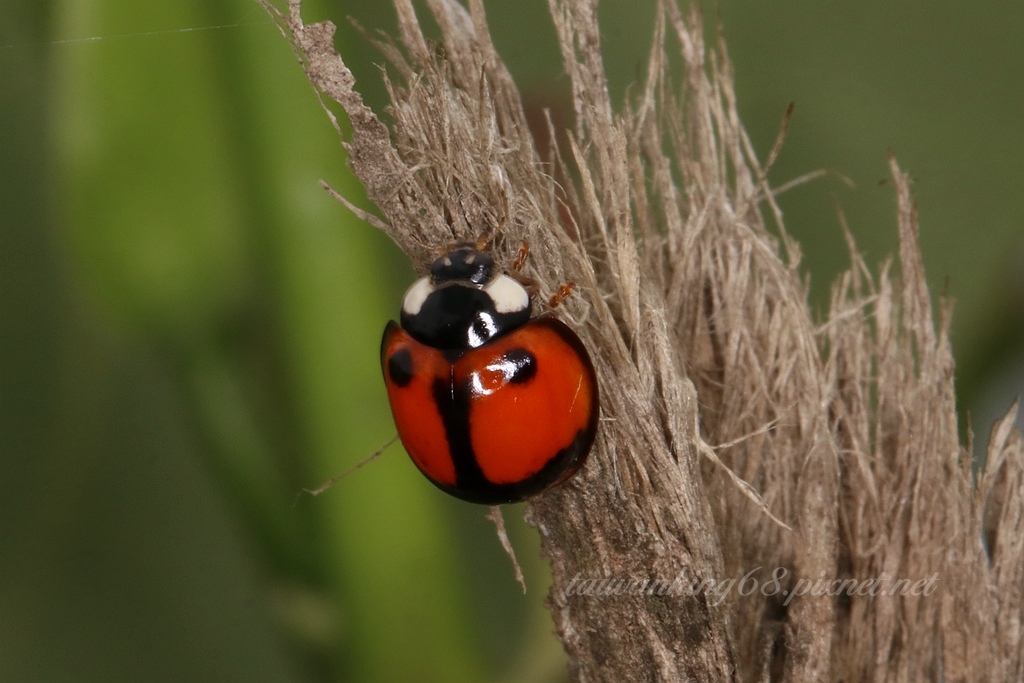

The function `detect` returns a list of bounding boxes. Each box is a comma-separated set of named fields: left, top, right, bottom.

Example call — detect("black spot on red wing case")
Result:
left=382, top=321, right=414, bottom=386
left=387, top=349, right=414, bottom=387
left=503, top=348, right=537, bottom=384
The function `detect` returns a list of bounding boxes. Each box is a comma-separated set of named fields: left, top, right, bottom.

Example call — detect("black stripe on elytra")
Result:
left=430, top=348, right=536, bottom=500
left=428, top=348, right=534, bottom=498
left=431, top=427, right=592, bottom=505
left=431, top=376, right=491, bottom=493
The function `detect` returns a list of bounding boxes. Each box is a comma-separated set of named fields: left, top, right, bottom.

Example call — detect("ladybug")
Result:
left=381, top=241, right=599, bottom=504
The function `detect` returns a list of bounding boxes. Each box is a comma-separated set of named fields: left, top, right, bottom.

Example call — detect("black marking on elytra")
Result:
left=504, top=348, right=537, bottom=384
left=431, top=376, right=490, bottom=493
left=431, top=427, right=593, bottom=505
left=387, top=349, right=414, bottom=388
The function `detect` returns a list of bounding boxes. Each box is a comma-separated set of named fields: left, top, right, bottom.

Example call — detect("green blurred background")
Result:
left=2, top=1, right=1021, bottom=681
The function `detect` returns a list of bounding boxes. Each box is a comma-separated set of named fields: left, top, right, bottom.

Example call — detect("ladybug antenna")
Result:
left=299, top=435, right=400, bottom=499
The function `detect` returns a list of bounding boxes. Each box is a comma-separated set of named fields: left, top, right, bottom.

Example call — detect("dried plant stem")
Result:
left=260, top=0, right=1024, bottom=680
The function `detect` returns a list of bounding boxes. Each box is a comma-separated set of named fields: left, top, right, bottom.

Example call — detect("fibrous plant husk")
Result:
left=260, top=0, right=1024, bottom=680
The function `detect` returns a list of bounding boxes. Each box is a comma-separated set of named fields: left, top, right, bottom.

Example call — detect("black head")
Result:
left=430, top=243, right=494, bottom=285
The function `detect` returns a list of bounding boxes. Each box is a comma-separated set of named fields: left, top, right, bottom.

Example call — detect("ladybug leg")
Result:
left=508, top=240, right=540, bottom=298
left=548, top=282, right=576, bottom=308
left=511, top=240, right=530, bottom=273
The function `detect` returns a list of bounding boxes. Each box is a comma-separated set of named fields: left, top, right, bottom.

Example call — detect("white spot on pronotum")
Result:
left=484, top=275, right=529, bottom=314
left=401, top=277, right=434, bottom=316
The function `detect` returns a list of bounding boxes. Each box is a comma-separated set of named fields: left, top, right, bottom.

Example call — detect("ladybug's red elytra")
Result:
left=381, top=242, right=598, bottom=504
